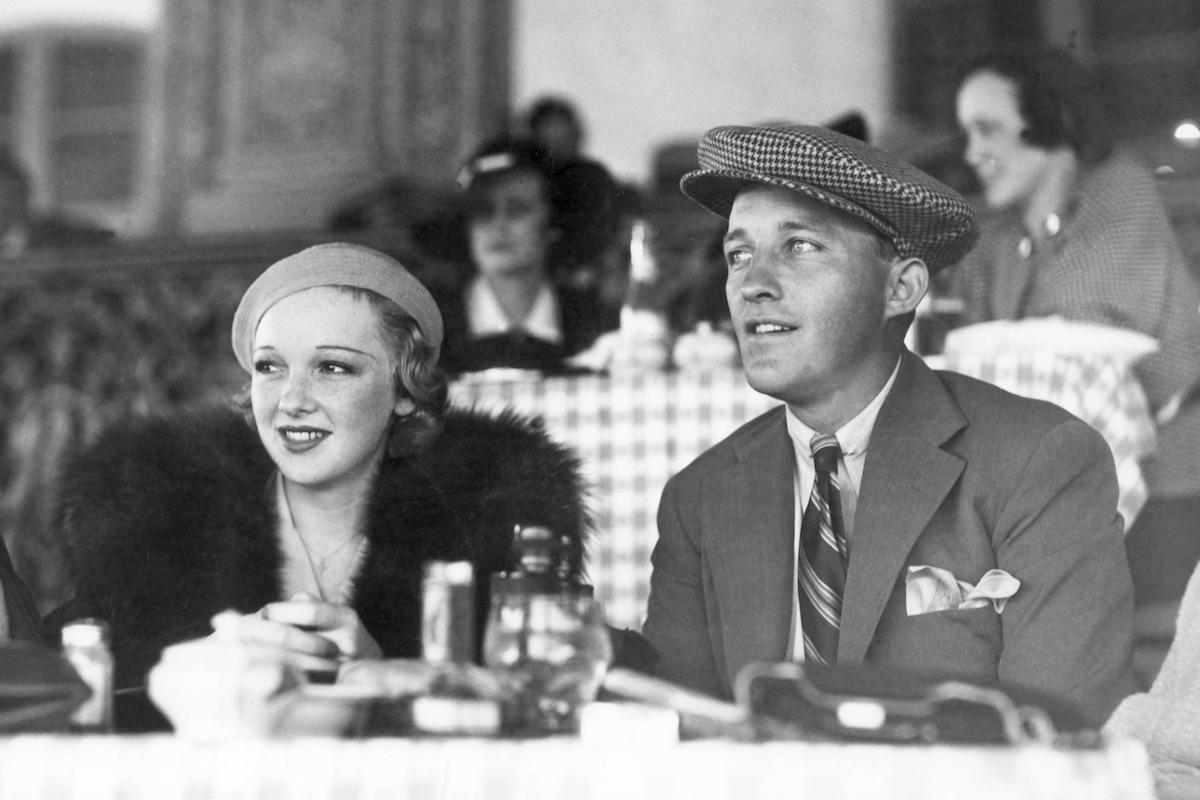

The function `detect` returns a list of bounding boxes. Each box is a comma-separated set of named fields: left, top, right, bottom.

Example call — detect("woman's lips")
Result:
left=278, top=427, right=329, bottom=453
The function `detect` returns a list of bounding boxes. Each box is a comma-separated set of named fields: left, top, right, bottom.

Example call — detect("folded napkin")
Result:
left=565, top=310, right=671, bottom=374
left=905, top=566, right=1020, bottom=615
left=943, top=317, right=1158, bottom=365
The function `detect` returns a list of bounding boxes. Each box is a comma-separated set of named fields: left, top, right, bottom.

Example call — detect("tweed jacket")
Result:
left=642, top=351, right=1136, bottom=727
left=48, top=405, right=590, bottom=696
left=1106, top=565, right=1200, bottom=799
left=957, top=151, right=1200, bottom=498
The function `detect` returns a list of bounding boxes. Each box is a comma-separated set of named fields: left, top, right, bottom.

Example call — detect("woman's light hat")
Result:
left=231, top=242, right=444, bottom=372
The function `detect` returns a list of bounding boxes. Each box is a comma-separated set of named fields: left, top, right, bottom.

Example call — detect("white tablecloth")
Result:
left=0, top=734, right=1155, bottom=800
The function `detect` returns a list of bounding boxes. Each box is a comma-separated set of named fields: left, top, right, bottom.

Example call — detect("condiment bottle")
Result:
left=415, top=560, right=502, bottom=735
left=60, top=618, right=114, bottom=733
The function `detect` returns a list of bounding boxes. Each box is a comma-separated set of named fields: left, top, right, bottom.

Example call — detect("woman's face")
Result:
left=956, top=70, right=1052, bottom=210
left=251, top=287, right=411, bottom=495
left=467, top=169, right=552, bottom=279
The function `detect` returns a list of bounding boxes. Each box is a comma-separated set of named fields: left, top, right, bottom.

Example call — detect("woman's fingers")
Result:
left=262, top=599, right=352, bottom=632
left=235, top=613, right=341, bottom=658
left=259, top=599, right=381, bottom=659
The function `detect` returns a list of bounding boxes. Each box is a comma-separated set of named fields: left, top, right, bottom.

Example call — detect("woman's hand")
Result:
left=214, top=594, right=382, bottom=669
left=260, top=593, right=383, bottom=661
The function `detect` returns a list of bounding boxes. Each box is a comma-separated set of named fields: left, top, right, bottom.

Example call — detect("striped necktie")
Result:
left=798, top=433, right=848, bottom=665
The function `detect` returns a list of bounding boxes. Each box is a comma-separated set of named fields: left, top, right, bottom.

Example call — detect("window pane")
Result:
left=53, top=39, right=140, bottom=111
left=52, top=131, right=135, bottom=202
left=0, top=47, right=15, bottom=116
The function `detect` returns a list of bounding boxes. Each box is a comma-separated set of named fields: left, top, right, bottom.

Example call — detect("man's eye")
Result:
left=787, top=238, right=819, bottom=255
left=725, top=249, right=751, bottom=268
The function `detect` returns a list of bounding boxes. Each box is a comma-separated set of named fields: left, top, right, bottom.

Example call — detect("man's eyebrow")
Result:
left=724, top=218, right=830, bottom=245
left=776, top=219, right=827, bottom=235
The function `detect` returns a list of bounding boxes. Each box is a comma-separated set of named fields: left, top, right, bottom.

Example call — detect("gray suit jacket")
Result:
left=643, top=351, right=1136, bottom=726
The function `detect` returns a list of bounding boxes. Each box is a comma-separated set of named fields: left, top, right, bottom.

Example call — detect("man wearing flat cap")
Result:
left=641, top=124, right=1136, bottom=727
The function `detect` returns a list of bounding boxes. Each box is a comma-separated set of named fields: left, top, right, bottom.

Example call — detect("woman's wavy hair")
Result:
left=233, top=285, right=448, bottom=459
left=959, top=46, right=1112, bottom=166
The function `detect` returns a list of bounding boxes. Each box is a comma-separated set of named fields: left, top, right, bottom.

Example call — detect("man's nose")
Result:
left=738, top=253, right=782, bottom=301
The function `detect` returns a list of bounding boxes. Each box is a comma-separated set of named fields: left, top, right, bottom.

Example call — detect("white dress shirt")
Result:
left=784, top=359, right=901, bottom=660
left=465, top=277, right=563, bottom=344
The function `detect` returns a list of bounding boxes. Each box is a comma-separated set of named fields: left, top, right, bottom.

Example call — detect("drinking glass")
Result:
left=483, top=590, right=612, bottom=735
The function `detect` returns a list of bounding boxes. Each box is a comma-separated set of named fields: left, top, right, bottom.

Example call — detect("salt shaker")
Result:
left=60, top=618, right=114, bottom=733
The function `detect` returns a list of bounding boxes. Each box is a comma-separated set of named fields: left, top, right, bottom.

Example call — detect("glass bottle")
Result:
left=613, top=219, right=671, bottom=373
left=421, top=560, right=476, bottom=667
left=484, top=525, right=612, bottom=735
left=414, top=560, right=503, bottom=735
left=60, top=618, right=114, bottom=733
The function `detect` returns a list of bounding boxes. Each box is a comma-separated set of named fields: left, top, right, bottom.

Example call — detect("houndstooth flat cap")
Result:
left=680, top=124, right=978, bottom=272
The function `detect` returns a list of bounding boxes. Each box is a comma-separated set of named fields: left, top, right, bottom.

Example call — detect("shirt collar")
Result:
left=466, top=277, right=563, bottom=344
left=785, top=358, right=901, bottom=459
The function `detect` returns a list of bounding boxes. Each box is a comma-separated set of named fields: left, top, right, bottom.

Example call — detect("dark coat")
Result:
left=47, top=405, right=591, bottom=699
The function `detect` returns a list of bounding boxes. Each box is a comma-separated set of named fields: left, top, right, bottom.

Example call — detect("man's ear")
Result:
left=884, top=257, right=929, bottom=320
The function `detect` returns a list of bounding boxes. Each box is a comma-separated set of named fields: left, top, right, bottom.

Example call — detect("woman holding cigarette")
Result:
left=47, top=243, right=591, bottom=730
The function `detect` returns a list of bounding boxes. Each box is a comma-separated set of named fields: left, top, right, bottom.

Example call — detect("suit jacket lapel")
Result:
left=708, top=408, right=796, bottom=676
left=839, top=352, right=967, bottom=663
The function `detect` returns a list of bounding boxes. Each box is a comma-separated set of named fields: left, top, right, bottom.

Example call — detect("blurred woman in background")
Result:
left=47, top=243, right=591, bottom=729
left=435, top=137, right=610, bottom=375
left=954, top=46, right=1200, bottom=616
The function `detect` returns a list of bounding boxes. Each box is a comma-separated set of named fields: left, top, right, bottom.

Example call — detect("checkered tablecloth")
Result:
left=452, top=357, right=1155, bottom=631
left=451, top=368, right=779, bottom=630
left=936, top=351, right=1156, bottom=534
left=0, top=734, right=1154, bottom=800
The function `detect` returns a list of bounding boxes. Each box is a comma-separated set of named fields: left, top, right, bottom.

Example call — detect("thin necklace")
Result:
left=296, top=530, right=367, bottom=603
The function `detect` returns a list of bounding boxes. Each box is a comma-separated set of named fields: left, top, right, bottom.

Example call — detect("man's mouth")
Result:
left=746, top=322, right=796, bottom=335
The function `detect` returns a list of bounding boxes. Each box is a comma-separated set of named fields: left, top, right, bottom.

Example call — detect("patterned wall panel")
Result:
left=160, top=0, right=510, bottom=233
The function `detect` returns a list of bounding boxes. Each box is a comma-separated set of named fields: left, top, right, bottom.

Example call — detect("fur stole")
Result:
left=50, top=404, right=591, bottom=690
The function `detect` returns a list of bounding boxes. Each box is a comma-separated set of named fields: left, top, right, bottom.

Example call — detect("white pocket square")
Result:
left=905, top=566, right=1021, bottom=616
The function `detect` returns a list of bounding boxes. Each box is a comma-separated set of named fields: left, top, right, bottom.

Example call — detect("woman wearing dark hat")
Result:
left=954, top=47, right=1200, bottom=615
left=434, top=137, right=611, bottom=375
left=46, top=243, right=591, bottom=730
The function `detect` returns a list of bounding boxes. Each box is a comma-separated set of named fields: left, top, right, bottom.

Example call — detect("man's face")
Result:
left=956, top=70, right=1052, bottom=210
left=723, top=185, right=898, bottom=414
